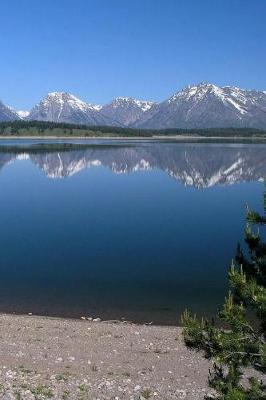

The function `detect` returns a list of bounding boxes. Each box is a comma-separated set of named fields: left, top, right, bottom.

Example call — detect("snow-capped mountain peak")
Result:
left=0, top=101, right=20, bottom=122
left=17, top=110, right=30, bottom=119
left=1, top=83, right=266, bottom=129
left=168, top=82, right=223, bottom=104
left=109, top=97, right=154, bottom=111
left=42, top=92, right=101, bottom=112
left=27, top=92, right=109, bottom=125
left=135, top=99, right=155, bottom=112
left=100, top=97, right=155, bottom=126
left=135, top=82, right=266, bottom=129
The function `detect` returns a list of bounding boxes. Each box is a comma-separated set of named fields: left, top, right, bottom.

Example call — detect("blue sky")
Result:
left=1, top=0, right=266, bottom=109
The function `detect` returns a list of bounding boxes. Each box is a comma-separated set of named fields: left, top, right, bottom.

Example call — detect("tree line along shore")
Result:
left=0, top=120, right=266, bottom=138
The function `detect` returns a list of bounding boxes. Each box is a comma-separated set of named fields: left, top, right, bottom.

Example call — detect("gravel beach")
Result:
left=0, top=313, right=214, bottom=400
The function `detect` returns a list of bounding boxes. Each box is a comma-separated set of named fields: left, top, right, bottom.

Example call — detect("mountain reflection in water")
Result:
left=0, top=140, right=265, bottom=324
left=0, top=141, right=266, bottom=188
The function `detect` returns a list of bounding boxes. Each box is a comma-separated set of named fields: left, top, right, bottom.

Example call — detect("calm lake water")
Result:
left=0, top=139, right=265, bottom=324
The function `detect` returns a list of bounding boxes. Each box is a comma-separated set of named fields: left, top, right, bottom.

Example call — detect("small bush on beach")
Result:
left=31, top=384, right=53, bottom=398
left=182, top=190, right=266, bottom=399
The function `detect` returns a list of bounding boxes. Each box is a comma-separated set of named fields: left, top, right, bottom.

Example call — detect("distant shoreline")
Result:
left=1, top=121, right=266, bottom=141
left=0, top=135, right=266, bottom=141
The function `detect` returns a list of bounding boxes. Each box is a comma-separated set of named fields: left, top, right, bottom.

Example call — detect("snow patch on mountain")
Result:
left=108, top=97, right=154, bottom=112
left=100, top=97, right=155, bottom=126
left=41, top=92, right=101, bottom=114
left=0, top=101, right=20, bottom=122
left=1, top=83, right=266, bottom=128
left=17, top=110, right=30, bottom=119
left=27, top=92, right=111, bottom=126
left=134, top=82, right=266, bottom=129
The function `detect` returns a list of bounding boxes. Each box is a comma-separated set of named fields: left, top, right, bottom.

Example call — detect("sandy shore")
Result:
left=0, top=313, right=213, bottom=400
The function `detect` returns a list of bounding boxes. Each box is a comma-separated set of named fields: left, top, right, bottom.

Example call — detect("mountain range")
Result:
left=1, top=82, right=266, bottom=129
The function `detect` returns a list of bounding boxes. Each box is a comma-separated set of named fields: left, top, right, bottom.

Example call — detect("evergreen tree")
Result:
left=182, top=190, right=266, bottom=399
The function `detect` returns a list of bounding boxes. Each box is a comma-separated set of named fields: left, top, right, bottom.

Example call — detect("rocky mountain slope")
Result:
left=27, top=92, right=112, bottom=126
left=134, top=83, right=266, bottom=129
left=0, top=101, right=20, bottom=122
left=100, top=97, right=155, bottom=126
left=1, top=83, right=266, bottom=129
left=17, top=110, right=30, bottom=119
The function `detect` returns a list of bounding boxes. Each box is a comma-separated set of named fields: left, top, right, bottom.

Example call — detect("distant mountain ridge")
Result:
left=134, top=83, right=266, bottom=129
left=0, top=101, right=20, bottom=122
left=1, top=82, right=266, bottom=129
left=27, top=92, right=113, bottom=126
left=100, top=97, right=155, bottom=127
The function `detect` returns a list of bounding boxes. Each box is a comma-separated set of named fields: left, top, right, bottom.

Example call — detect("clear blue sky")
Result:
left=1, top=0, right=266, bottom=109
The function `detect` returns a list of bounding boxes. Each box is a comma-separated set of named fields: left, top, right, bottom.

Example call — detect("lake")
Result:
left=0, top=139, right=265, bottom=325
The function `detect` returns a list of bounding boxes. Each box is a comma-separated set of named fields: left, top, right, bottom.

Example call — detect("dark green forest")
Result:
left=0, top=120, right=266, bottom=138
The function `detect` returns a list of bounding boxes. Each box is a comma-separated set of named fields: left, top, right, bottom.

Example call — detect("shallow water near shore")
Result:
left=0, top=139, right=265, bottom=324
